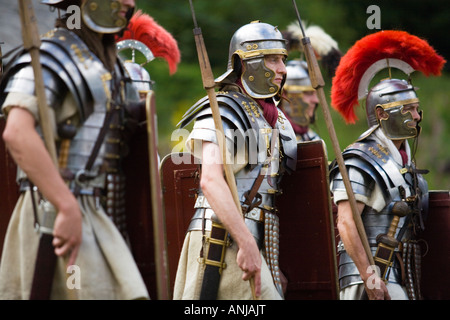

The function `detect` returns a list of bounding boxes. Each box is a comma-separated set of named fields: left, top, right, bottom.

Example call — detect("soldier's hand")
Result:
left=236, top=238, right=262, bottom=298
left=52, top=197, right=83, bottom=266
left=364, top=275, right=391, bottom=300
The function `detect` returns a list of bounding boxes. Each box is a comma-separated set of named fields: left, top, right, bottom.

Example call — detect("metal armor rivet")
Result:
left=89, top=2, right=98, bottom=11
left=249, top=75, right=254, bottom=82
left=265, top=72, right=270, bottom=78
left=246, top=45, right=252, bottom=50
left=253, top=44, right=258, bottom=49
left=269, top=87, right=275, bottom=93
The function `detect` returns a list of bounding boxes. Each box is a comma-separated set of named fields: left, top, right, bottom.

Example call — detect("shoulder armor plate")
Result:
left=330, top=139, right=411, bottom=201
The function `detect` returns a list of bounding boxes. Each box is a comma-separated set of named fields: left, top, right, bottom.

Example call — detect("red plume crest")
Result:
left=331, top=30, right=446, bottom=124
left=117, top=10, right=181, bottom=75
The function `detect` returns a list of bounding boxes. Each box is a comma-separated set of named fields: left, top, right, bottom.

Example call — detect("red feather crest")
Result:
left=331, top=30, right=446, bottom=123
left=117, top=10, right=181, bottom=75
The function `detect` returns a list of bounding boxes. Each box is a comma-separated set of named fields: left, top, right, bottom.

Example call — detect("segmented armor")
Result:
left=1, top=28, right=140, bottom=237
left=179, top=89, right=297, bottom=295
left=330, top=132, right=428, bottom=293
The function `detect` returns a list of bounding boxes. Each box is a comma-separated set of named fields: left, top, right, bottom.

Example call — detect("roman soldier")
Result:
left=280, top=22, right=341, bottom=143
left=173, top=21, right=297, bottom=300
left=329, top=30, right=445, bottom=300
left=0, top=0, right=150, bottom=299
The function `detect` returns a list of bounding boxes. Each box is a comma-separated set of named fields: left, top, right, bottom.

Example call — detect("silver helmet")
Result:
left=366, top=78, right=421, bottom=140
left=216, top=21, right=288, bottom=99
left=283, top=60, right=316, bottom=126
left=42, top=0, right=132, bottom=34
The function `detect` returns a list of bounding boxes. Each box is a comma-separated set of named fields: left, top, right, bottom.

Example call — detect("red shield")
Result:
left=420, top=190, right=450, bottom=299
left=123, top=92, right=170, bottom=299
left=122, top=124, right=158, bottom=298
left=160, top=152, right=200, bottom=295
left=0, top=119, right=19, bottom=259
left=277, top=140, right=339, bottom=299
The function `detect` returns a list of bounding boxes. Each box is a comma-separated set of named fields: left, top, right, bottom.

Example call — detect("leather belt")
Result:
left=19, top=178, right=102, bottom=196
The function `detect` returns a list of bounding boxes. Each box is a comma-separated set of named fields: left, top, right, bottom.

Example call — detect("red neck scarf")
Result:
left=399, top=144, right=408, bottom=166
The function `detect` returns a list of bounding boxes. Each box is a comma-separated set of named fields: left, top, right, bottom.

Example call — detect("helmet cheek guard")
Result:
left=42, top=0, right=134, bottom=34
left=283, top=92, right=311, bottom=126
left=82, top=0, right=133, bottom=34
left=241, top=56, right=279, bottom=99
left=377, top=100, right=421, bottom=140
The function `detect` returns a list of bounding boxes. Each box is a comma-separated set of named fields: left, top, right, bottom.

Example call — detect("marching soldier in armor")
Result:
left=281, top=59, right=320, bottom=142
left=280, top=22, right=341, bottom=143
left=329, top=30, right=445, bottom=300
left=173, top=21, right=297, bottom=300
left=0, top=0, right=150, bottom=299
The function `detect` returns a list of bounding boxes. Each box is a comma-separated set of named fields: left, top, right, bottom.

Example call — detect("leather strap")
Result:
left=29, top=233, right=57, bottom=300
left=72, top=105, right=115, bottom=196
left=29, top=180, right=56, bottom=300
left=242, top=130, right=278, bottom=214
left=199, top=221, right=229, bottom=300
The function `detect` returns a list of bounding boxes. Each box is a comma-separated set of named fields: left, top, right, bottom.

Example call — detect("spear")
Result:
left=291, top=0, right=376, bottom=271
left=18, top=0, right=57, bottom=164
left=188, top=0, right=257, bottom=299
left=18, top=0, right=59, bottom=300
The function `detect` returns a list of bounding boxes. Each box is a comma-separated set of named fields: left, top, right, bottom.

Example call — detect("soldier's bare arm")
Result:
left=3, top=106, right=82, bottom=265
left=200, top=141, right=262, bottom=297
left=337, top=200, right=391, bottom=300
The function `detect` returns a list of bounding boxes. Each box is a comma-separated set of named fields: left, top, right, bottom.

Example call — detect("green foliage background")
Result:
left=135, top=0, right=449, bottom=190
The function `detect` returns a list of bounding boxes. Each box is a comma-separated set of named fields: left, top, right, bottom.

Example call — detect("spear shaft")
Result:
left=18, top=0, right=57, bottom=164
